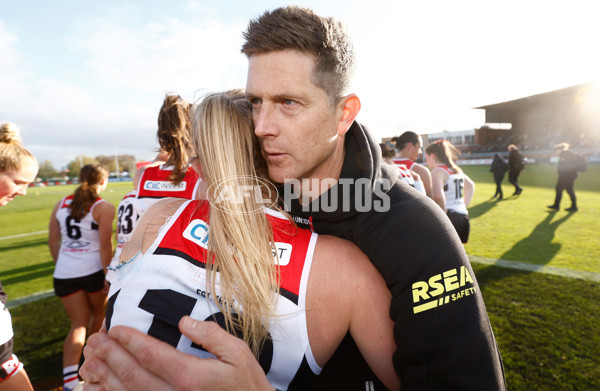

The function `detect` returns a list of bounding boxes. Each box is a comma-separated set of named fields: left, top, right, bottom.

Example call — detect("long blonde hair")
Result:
left=0, top=122, right=37, bottom=172
left=190, top=89, right=278, bottom=358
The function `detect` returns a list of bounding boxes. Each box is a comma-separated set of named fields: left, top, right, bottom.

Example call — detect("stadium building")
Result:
left=385, top=81, right=600, bottom=163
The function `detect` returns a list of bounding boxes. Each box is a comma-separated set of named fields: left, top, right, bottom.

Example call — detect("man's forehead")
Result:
left=246, top=51, right=318, bottom=88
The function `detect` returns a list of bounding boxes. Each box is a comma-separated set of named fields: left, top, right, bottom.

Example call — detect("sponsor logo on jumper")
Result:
left=196, top=288, right=227, bottom=306
left=411, top=266, right=475, bottom=314
left=193, top=272, right=228, bottom=306
left=143, top=180, right=187, bottom=192
left=183, top=219, right=210, bottom=249
left=273, top=242, right=292, bottom=266
left=64, top=240, right=90, bottom=249
left=292, top=216, right=311, bottom=227
left=63, top=248, right=91, bottom=253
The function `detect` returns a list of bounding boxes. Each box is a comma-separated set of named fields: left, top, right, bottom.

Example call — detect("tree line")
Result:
left=37, top=154, right=137, bottom=179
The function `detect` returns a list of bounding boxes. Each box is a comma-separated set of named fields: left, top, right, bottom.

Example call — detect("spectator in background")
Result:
left=108, top=95, right=202, bottom=282
left=48, top=164, right=115, bottom=391
left=507, top=144, right=525, bottom=195
left=379, top=143, right=425, bottom=194
left=426, top=140, right=475, bottom=243
left=548, top=143, right=586, bottom=212
left=392, top=131, right=432, bottom=197
left=490, top=153, right=509, bottom=200
left=0, top=122, right=37, bottom=391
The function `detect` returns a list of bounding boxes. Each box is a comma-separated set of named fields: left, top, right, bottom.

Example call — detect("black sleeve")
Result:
left=354, top=184, right=506, bottom=390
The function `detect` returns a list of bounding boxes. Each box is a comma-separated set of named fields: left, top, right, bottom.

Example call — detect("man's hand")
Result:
left=80, top=316, right=274, bottom=391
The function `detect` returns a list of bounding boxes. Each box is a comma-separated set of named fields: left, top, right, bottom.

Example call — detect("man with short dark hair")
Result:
left=393, top=131, right=432, bottom=197
left=81, top=6, right=505, bottom=390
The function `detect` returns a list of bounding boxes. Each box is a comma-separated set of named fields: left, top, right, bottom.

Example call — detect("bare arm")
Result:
left=307, top=236, right=400, bottom=390
left=430, top=168, right=448, bottom=211
left=347, top=250, right=399, bottom=390
left=463, top=173, right=475, bottom=208
left=114, top=205, right=119, bottom=250
left=94, top=202, right=115, bottom=270
left=48, top=201, right=61, bottom=263
left=411, top=170, right=421, bottom=183
left=412, top=163, right=432, bottom=198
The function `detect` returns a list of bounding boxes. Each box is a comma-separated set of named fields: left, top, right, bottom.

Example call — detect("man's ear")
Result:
left=337, top=94, right=361, bottom=135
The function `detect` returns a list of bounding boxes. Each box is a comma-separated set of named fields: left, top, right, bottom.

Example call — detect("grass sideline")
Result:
left=464, top=163, right=599, bottom=273
left=2, top=166, right=599, bottom=389
left=0, top=182, right=132, bottom=299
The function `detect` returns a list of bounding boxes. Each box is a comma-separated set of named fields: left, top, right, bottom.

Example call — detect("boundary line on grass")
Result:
left=0, top=230, right=48, bottom=241
left=468, top=255, right=600, bottom=282
left=6, top=290, right=54, bottom=309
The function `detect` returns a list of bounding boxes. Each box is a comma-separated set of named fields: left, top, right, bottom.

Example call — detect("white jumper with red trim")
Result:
left=105, top=200, right=321, bottom=390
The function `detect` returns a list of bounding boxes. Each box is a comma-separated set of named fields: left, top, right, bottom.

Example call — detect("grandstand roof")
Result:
left=473, top=81, right=596, bottom=110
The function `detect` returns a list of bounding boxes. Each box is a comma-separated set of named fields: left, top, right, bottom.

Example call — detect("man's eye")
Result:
left=283, top=99, right=296, bottom=105
left=249, top=98, right=261, bottom=105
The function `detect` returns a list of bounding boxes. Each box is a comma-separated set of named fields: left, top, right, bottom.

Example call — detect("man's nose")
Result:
left=253, top=104, right=278, bottom=138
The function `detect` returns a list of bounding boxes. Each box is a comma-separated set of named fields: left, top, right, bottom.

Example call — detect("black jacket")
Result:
left=558, top=150, right=587, bottom=173
left=281, top=122, right=506, bottom=390
left=490, top=155, right=509, bottom=179
left=508, top=149, right=524, bottom=172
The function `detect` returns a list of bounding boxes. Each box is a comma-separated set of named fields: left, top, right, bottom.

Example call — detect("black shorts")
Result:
left=54, top=270, right=105, bottom=297
left=447, top=210, right=470, bottom=243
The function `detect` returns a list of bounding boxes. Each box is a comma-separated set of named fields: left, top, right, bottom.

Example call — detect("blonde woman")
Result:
left=0, top=122, right=37, bottom=391
left=425, top=140, right=475, bottom=243
left=48, top=164, right=115, bottom=391
left=89, top=90, right=400, bottom=390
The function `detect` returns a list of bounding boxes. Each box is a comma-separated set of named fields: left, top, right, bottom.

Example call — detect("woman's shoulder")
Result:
left=432, top=165, right=450, bottom=177
left=312, top=235, right=371, bottom=279
left=95, top=198, right=115, bottom=211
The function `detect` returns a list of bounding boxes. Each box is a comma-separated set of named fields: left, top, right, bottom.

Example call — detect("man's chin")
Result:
left=267, top=168, right=292, bottom=185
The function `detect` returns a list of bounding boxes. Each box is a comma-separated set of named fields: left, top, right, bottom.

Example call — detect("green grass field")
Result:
left=464, top=163, right=599, bottom=273
left=0, top=182, right=132, bottom=299
left=1, top=166, right=599, bottom=390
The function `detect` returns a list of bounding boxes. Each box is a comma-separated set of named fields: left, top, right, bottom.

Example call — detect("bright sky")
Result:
left=1, top=0, right=599, bottom=169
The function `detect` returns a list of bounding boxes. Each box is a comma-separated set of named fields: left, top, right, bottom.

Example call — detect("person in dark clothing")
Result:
left=490, top=154, right=509, bottom=199
left=80, top=6, right=506, bottom=391
left=548, top=143, right=586, bottom=212
left=507, top=144, right=525, bottom=195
